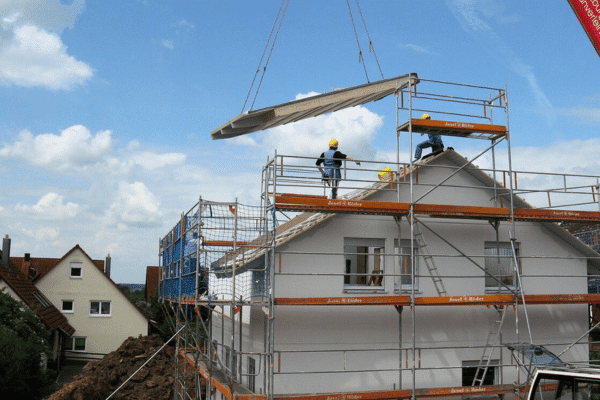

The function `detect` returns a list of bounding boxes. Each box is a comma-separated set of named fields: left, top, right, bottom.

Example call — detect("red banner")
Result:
left=567, top=0, right=600, bottom=57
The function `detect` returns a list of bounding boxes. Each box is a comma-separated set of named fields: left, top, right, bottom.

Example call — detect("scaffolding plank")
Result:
left=275, top=195, right=411, bottom=215
left=275, top=294, right=600, bottom=306
left=513, top=208, right=600, bottom=223
left=275, top=195, right=600, bottom=222
left=274, top=383, right=518, bottom=400
left=181, top=350, right=265, bottom=400
left=397, top=119, right=507, bottom=140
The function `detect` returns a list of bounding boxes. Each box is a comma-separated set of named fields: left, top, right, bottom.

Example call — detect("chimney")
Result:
left=24, top=253, right=35, bottom=280
left=105, top=254, right=111, bottom=278
left=2, top=235, right=10, bottom=268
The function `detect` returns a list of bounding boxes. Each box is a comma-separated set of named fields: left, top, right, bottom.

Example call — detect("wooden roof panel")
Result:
left=211, top=73, right=418, bottom=139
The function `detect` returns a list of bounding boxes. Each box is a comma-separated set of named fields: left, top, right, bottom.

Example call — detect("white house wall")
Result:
left=36, top=248, right=148, bottom=360
left=210, top=154, right=591, bottom=395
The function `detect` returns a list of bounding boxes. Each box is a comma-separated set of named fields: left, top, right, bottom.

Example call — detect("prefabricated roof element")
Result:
left=210, top=73, right=418, bottom=139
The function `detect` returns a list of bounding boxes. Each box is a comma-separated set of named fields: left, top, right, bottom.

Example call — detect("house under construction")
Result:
left=158, top=74, right=600, bottom=400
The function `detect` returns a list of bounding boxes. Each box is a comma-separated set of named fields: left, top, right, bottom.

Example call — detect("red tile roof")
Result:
left=12, top=244, right=105, bottom=283
left=0, top=261, right=75, bottom=336
left=10, top=244, right=150, bottom=327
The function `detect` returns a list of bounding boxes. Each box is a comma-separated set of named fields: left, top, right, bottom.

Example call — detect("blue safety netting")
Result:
left=159, top=200, right=274, bottom=303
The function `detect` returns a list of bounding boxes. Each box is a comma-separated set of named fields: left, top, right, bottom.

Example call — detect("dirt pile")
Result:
left=46, top=334, right=195, bottom=400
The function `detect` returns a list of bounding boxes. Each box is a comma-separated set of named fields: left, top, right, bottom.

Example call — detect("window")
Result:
left=90, top=301, right=111, bottom=316
left=343, top=238, right=385, bottom=288
left=224, top=346, right=231, bottom=369
left=394, top=239, right=419, bottom=292
left=248, top=357, right=256, bottom=392
left=65, top=337, right=87, bottom=352
left=485, top=242, right=519, bottom=291
left=462, top=360, right=498, bottom=386
left=61, top=300, right=74, bottom=313
left=70, top=262, right=82, bottom=278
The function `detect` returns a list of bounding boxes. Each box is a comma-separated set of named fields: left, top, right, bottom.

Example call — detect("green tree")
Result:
left=0, top=288, right=53, bottom=400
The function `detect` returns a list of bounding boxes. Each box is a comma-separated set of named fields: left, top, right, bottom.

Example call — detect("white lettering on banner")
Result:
left=448, top=296, right=485, bottom=303
left=444, top=121, right=475, bottom=129
left=579, top=0, right=600, bottom=30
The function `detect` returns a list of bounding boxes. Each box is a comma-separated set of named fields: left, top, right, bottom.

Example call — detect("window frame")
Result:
left=343, top=238, right=386, bottom=291
left=248, top=357, right=256, bottom=393
left=70, top=262, right=83, bottom=279
left=61, top=300, right=74, bottom=313
left=394, top=238, right=419, bottom=293
left=484, top=241, right=520, bottom=292
left=65, top=336, right=87, bottom=352
left=462, top=359, right=499, bottom=386
left=89, top=300, right=112, bottom=317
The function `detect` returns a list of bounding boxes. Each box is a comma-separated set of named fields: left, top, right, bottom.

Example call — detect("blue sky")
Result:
left=0, top=0, right=599, bottom=283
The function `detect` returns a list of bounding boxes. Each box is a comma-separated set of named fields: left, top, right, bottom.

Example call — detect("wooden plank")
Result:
left=513, top=208, right=600, bottom=223
left=275, top=195, right=411, bottom=215
left=397, top=119, right=507, bottom=139
left=275, top=195, right=600, bottom=223
left=274, top=293, right=600, bottom=307
left=274, top=384, right=518, bottom=400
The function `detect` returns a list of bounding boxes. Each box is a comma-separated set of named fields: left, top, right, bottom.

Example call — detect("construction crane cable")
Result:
left=242, top=0, right=288, bottom=113
left=354, top=0, right=384, bottom=79
left=250, top=0, right=291, bottom=111
left=345, top=0, right=370, bottom=83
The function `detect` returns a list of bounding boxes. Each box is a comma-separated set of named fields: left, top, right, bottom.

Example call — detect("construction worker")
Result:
left=316, top=139, right=360, bottom=199
left=414, top=113, right=444, bottom=162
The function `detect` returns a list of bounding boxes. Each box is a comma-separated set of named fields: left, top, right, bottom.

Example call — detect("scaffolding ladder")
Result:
left=472, top=305, right=508, bottom=386
left=409, top=217, right=447, bottom=297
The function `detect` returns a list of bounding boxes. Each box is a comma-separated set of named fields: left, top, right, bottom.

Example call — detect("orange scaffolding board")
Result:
left=397, top=119, right=507, bottom=140
left=275, top=195, right=600, bottom=223
left=274, top=383, right=522, bottom=400
left=181, top=350, right=266, bottom=400
left=275, top=293, right=600, bottom=306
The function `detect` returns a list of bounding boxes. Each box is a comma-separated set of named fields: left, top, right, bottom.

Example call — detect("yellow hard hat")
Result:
left=421, top=113, right=431, bottom=120
left=378, top=167, right=392, bottom=181
left=329, top=139, right=339, bottom=148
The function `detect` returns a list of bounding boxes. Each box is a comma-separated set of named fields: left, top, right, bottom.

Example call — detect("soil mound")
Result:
left=46, top=334, right=187, bottom=400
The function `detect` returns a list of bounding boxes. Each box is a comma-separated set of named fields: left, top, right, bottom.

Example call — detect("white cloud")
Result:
left=238, top=93, right=383, bottom=161
left=162, top=39, right=174, bottom=50
left=21, top=226, right=59, bottom=242
left=0, top=0, right=91, bottom=90
left=0, top=125, right=112, bottom=172
left=105, top=182, right=162, bottom=227
left=130, top=151, right=186, bottom=170
left=15, top=192, right=80, bottom=220
left=0, top=24, right=92, bottom=89
left=399, top=43, right=437, bottom=55
left=552, top=107, right=600, bottom=125
left=176, top=19, right=195, bottom=32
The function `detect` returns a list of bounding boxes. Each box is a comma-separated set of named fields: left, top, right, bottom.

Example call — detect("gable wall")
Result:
left=36, top=248, right=147, bottom=359
left=264, top=156, right=590, bottom=393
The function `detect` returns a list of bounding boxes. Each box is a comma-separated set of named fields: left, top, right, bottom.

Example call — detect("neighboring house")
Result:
left=198, top=149, right=600, bottom=397
left=0, top=236, right=75, bottom=370
left=12, top=244, right=150, bottom=361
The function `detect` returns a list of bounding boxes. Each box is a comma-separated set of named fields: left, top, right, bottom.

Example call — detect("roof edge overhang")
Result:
left=211, top=73, right=418, bottom=139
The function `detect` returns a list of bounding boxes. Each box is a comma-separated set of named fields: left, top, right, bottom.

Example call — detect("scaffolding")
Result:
left=159, top=76, right=600, bottom=400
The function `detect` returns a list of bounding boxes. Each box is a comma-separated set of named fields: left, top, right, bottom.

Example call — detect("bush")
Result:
left=0, top=288, right=53, bottom=400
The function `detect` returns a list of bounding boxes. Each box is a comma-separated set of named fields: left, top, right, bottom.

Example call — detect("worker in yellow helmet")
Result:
left=316, top=139, right=360, bottom=199
left=378, top=167, right=392, bottom=181
left=414, top=113, right=444, bottom=162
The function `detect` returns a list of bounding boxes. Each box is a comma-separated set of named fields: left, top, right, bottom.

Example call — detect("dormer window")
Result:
left=70, top=262, right=83, bottom=278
